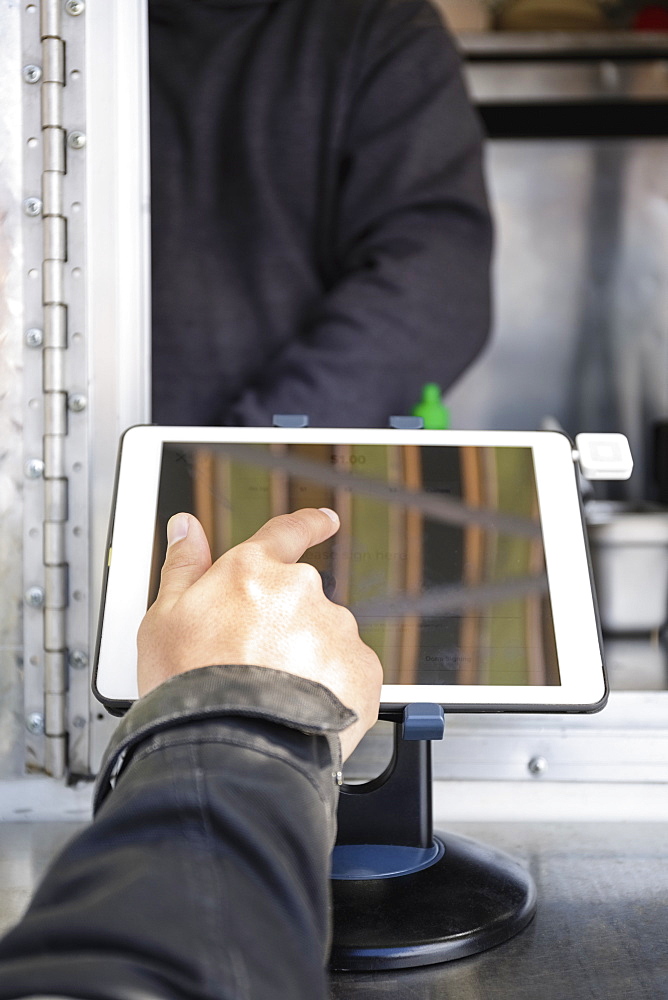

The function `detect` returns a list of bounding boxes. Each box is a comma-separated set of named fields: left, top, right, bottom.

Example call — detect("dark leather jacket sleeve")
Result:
left=0, top=665, right=357, bottom=1000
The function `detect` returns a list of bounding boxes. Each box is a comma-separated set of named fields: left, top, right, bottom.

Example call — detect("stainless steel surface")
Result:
left=0, top=819, right=665, bottom=999
left=329, top=821, right=668, bottom=999
left=0, top=0, right=27, bottom=781
left=85, top=0, right=152, bottom=773
left=0, top=822, right=83, bottom=937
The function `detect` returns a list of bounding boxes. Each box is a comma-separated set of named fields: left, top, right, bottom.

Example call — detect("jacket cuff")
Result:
left=95, top=665, right=357, bottom=811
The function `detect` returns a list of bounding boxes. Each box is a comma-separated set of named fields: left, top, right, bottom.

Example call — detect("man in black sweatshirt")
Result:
left=0, top=507, right=382, bottom=999
left=149, top=0, right=492, bottom=426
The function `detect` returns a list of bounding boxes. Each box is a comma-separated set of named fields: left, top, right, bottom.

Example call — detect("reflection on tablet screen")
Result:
left=150, top=443, right=559, bottom=687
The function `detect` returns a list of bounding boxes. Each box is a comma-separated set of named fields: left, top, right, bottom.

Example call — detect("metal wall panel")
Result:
left=0, top=1, right=26, bottom=779
left=84, top=0, right=152, bottom=774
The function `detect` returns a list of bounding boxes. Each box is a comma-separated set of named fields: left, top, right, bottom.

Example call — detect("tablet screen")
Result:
left=149, top=442, right=559, bottom=688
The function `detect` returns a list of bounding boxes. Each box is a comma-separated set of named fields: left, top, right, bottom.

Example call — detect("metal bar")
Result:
left=45, top=691, right=66, bottom=731
left=86, top=0, right=152, bottom=774
left=45, top=652, right=67, bottom=697
left=43, top=347, right=65, bottom=392
left=44, top=608, right=66, bottom=652
left=42, top=37, right=65, bottom=84
left=44, top=564, right=68, bottom=608
left=43, top=521, right=66, bottom=568
left=43, top=390, right=67, bottom=437
left=41, top=170, right=63, bottom=216
left=42, top=125, right=66, bottom=173
left=43, top=303, right=67, bottom=349
left=43, top=433, right=65, bottom=479
left=42, top=258, right=64, bottom=304
left=40, top=0, right=61, bottom=39
left=40, top=81, right=62, bottom=129
left=43, top=215, right=66, bottom=261
left=44, top=478, right=68, bottom=522
left=40, top=0, right=62, bottom=41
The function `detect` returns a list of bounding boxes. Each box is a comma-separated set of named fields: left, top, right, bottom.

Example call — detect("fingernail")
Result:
left=167, top=514, right=189, bottom=546
left=319, top=507, right=339, bottom=524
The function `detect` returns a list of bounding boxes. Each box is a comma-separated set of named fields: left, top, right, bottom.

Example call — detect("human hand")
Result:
left=137, top=508, right=382, bottom=760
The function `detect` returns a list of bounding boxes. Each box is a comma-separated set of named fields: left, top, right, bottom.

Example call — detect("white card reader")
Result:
left=574, top=433, right=634, bottom=480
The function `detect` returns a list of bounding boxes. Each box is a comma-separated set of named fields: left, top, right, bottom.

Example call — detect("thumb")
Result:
left=156, top=513, right=212, bottom=610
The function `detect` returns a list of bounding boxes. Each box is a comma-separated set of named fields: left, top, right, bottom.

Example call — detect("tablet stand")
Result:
left=270, top=416, right=537, bottom=971
left=330, top=705, right=537, bottom=971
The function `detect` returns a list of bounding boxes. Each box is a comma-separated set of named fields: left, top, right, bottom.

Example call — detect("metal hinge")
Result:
left=40, top=2, right=68, bottom=778
left=22, top=0, right=87, bottom=778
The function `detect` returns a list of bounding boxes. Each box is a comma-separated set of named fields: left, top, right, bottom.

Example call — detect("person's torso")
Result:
left=149, top=0, right=371, bottom=424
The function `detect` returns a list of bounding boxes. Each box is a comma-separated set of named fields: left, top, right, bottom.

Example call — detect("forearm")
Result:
left=0, top=667, right=353, bottom=1000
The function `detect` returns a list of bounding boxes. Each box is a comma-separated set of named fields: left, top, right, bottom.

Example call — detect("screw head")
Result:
left=26, top=712, right=45, bottom=735
left=23, top=197, right=42, bottom=217
left=72, top=715, right=87, bottom=729
left=67, top=130, right=86, bottom=150
left=25, top=586, right=45, bottom=608
left=528, top=755, right=548, bottom=776
left=25, top=327, right=44, bottom=348
left=65, top=0, right=85, bottom=14
left=25, top=458, right=44, bottom=479
left=68, top=393, right=87, bottom=412
left=23, top=64, right=42, bottom=84
left=69, top=649, right=88, bottom=670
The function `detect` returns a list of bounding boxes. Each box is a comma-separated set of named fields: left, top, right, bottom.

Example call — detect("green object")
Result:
left=412, top=383, right=450, bottom=429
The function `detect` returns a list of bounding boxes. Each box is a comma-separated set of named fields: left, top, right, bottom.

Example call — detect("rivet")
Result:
left=68, top=393, right=87, bottom=412
left=23, top=64, right=42, bottom=84
left=23, top=197, right=42, bottom=217
left=25, top=458, right=44, bottom=479
left=25, top=327, right=43, bottom=348
left=528, top=755, right=548, bottom=776
left=26, top=712, right=45, bottom=735
left=69, top=649, right=88, bottom=670
left=67, top=130, right=86, bottom=150
left=25, top=586, right=45, bottom=608
left=65, top=0, right=85, bottom=14
left=72, top=715, right=87, bottom=729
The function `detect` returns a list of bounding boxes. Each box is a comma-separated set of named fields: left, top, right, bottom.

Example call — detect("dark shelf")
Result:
left=479, top=99, right=668, bottom=138
left=460, top=31, right=668, bottom=61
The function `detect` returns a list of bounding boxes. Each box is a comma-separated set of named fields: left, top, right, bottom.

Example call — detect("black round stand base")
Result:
left=330, top=832, right=537, bottom=971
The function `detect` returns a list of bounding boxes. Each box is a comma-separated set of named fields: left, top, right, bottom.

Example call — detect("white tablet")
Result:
left=93, top=426, right=607, bottom=716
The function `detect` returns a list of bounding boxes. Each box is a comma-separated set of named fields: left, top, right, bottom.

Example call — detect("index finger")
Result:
left=245, top=508, right=340, bottom=564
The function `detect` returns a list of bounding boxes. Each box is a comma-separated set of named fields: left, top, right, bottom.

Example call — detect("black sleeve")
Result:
left=227, top=0, right=492, bottom=428
left=0, top=667, right=356, bottom=1000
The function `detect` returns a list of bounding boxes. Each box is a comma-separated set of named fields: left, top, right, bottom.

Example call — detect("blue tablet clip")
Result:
left=401, top=703, right=445, bottom=741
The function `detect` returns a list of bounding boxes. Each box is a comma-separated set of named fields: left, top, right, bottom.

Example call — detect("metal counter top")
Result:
left=1, top=819, right=665, bottom=999
left=329, top=821, right=668, bottom=999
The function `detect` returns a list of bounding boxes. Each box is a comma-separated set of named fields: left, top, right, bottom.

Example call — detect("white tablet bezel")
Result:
left=94, top=426, right=607, bottom=714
